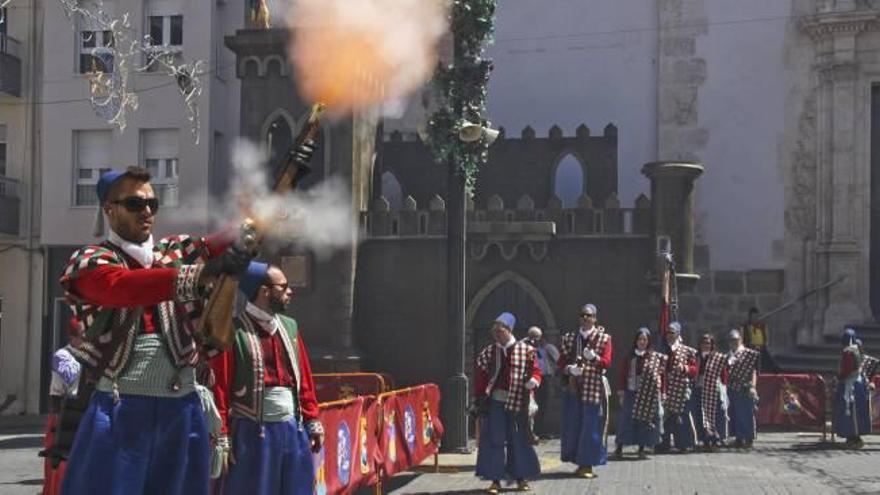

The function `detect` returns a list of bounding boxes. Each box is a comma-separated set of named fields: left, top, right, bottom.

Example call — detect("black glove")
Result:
left=200, top=246, right=253, bottom=280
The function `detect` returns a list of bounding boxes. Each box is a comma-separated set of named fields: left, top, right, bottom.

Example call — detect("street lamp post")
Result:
left=425, top=0, right=497, bottom=453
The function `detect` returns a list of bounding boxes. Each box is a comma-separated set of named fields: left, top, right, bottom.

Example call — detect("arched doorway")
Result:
left=262, top=109, right=326, bottom=190
left=554, top=153, right=585, bottom=208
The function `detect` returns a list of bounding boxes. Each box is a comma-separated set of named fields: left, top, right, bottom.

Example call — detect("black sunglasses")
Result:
left=112, top=196, right=160, bottom=213
left=265, top=282, right=290, bottom=291
left=580, top=313, right=595, bottom=318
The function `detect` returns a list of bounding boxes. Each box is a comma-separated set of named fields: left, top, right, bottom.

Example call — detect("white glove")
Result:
left=566, top=365, right=583, bottom=377
left=583, top=348, right=597, bottom=361
left=525, top=377, right=539, bottom=390
left=212, top=434, right=230, bottom=479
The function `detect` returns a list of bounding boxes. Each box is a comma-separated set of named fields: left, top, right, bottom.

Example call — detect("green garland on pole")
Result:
left=425, top=0, right=497, bottom=196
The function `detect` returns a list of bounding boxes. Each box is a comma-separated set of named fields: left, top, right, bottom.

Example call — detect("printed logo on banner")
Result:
left=780, top=383, right=803, bottom=415
left=359, top=414, right=370, bottom=475
left=337, top=422, right=352, bottom=486
left=313, top=446, right=327, bottom=495
left=387, top=410, right=397, bottom=463
left=404, top=405, right=416, bottom=452
left=422, top=400, right=434, bottom=445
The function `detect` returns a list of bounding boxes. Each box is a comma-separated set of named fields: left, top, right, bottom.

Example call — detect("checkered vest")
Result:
left=560, top=327, right=612, bottom=405
left=631, top=351, right=667, bottom=424
left=475, top=341, right=537, bottom=412
left=60, top=236, right=208, bottom=378
left=230, top=313, right=302, bottom=423
left=860, top=354, right=878, bottom=380
left=664, top=343, right=697, bottom=415
left=697, top=352, right=726, bottom=437
left=727, top=347, right=760, bottom=394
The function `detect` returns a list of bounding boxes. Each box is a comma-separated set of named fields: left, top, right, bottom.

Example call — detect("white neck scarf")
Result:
left=634, top=348, right=646, bottom=357
left=108, top=229, right=155, bottom=268
left=495, top=335, right=516, bottom=355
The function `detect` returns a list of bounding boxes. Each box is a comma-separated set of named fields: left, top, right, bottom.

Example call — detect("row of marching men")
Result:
left=471, top=304, right=762, bottom=494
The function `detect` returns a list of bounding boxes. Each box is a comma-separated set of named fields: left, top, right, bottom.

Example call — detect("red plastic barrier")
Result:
left=756, top=373, right=826, bottom=431
left=378, top=384, right=444, bottom=478
left=314, top=397, right=381, bottom=495
left=871, top=376, right=880, bottom=430
left=313, top=373, right=389, bottom=403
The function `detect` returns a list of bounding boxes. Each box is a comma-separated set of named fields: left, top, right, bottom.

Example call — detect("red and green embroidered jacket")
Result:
left=60, top=233, right=230, bottom=377
left=209, top=310, right=320, bottom=434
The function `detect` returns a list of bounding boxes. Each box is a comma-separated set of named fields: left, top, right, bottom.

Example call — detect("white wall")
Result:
left=485, top=0, right=658, bottom=209
left=696, top=0, right=789, bottom=269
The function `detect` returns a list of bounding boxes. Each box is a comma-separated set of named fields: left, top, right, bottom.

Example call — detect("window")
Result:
left=74, top=130, right=113, bottom=206
left=78, top=30, right=114, bottom=74
left=145, top=0, right=183, bottom=71
left=141, top=129, right=179, bottom=207
left=148, top=15, right=182, bottom=46
left=554, top=154, right=585, bottom=208
left=0, top=124, right=6, bottom=176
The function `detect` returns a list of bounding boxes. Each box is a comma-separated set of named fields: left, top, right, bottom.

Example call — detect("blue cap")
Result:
left=239, top=261, right=269, bottom=300
left=668, top=321, right=682, bottom=334
left=841, top=327, right=858, bottom=347
left=637, top=326, right=651, bottom=337
left=494, top=312, right=516, bottom=331
left=96, top=170, right=125, bottom=204
left=581, top=304, right=597, bottom=316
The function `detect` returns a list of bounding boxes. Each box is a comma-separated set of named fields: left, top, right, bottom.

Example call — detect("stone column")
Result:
left=642, top=161, right=704, bottom=282
left=801, top=6, right=876, bottom=341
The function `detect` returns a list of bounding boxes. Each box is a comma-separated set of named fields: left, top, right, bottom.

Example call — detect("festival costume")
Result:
left=834, top=330, right=870, bottom=442
left=693, top=351, right=728, bottom=447
left=614, top=348, right=666, bottom=450
left=726, top=346, right=760, bottom=444
left=59, top=229, right=230, bottom=495
left=210, top=300, right=321, bottom=495
left=558, top=325, right=613, bottom=470
left=42, top=346, right=81, bottom=495
left=660, top=339, right=697, bottom=450
left=474, top=328, right=542, bottom=483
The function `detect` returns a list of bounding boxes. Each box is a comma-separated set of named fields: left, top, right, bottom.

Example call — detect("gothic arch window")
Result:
left=554, top=153, right=585, bottom=208
left=264, top=111, right=295, bottom=189
left=381, top=170, right=403, bottom=210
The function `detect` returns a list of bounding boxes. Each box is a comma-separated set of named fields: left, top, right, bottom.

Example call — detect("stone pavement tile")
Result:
left=391, top=434, right=879, bottom=494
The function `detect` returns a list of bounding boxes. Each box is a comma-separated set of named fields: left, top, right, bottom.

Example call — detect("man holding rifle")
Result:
left=58, top=165, right=253, bottom=495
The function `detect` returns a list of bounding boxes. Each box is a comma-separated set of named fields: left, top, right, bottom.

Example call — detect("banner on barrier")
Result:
left=313, top=397, right=381, bottom=495
left=756, top=374, right=825, bottom=430
left=379, top=385, right=444, bottom=478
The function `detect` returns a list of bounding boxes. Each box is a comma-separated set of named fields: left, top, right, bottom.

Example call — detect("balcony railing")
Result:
left=0, top=34, right=22, bottom=96
left=0, top=176, right=19, bottom=198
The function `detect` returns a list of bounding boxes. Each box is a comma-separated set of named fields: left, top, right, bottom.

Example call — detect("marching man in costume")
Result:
left=725, top=329, right=760, bottom=448
left=613, top=327, right=666, bottom=460
left=474, top=312, right=542, bottom=494
left=558, top=304, right=613, bottom=479
left=693, top=333, right=728, bottom=452
left=210, top=261, right=323, bottom=495
left=834, top=327, right=871, bottom=449
left=59, top=167, right=253, bottom=495
left=474, top=313, right=541, bottom=494
left=658, top=321, right=697, bottom=453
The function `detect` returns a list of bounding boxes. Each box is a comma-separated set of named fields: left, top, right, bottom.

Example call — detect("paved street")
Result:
left=389, top=432, right=880, bottom=495
left=1, top=418, right=878, bottom=494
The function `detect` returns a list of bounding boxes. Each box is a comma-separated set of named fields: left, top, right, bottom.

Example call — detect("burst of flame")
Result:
left=287, top=0, right=448, bottom=115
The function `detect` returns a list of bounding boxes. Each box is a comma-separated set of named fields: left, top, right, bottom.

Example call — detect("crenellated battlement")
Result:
left=361, top=192, right=652, bottom=238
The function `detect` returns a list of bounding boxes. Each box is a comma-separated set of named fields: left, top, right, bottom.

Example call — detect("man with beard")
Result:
left=59, top=167, right=252, bottom=495
left=210, top=261, right=323, bottom=495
